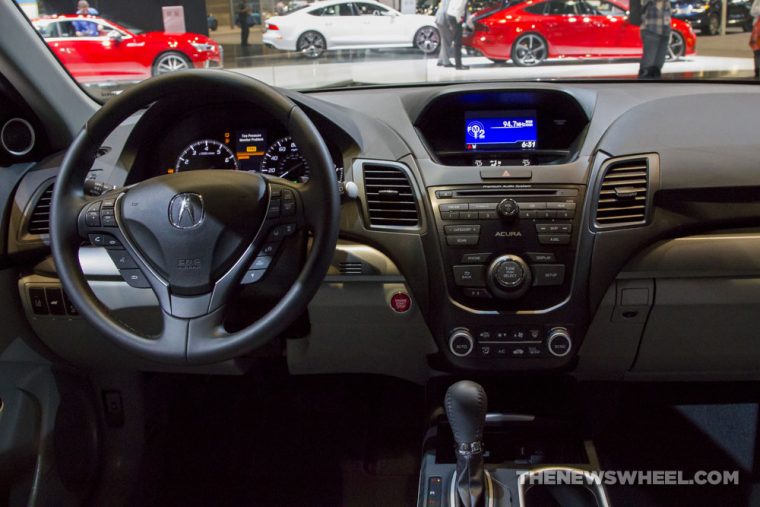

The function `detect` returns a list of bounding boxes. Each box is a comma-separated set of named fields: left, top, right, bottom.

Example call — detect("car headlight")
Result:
left=191, top=42, right=215, bottom=52
left=691, top=4, right=709, bottom=12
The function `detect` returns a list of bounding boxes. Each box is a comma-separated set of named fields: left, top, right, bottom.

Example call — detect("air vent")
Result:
left=28, top=183, right=54, bottom=235
left=362, top=163, right=419, bottom=228
left=595, top=157, right=650, bottom=227
left=339, top=262, right=364, bottom=275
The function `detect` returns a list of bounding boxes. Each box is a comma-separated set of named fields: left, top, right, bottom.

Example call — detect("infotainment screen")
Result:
left=465, top=110, right=537, bottom=151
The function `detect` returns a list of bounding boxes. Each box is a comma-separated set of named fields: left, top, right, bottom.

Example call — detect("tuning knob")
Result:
left=497, top=198, right=520, bottom=219
left=486, top=255, right=532, bottom=299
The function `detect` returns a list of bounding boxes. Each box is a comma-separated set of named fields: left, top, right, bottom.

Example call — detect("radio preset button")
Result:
left=461, top=211, right=479, bottom=220
left=555, top=210, right=576, bottom=219
left=441, top=211, right=460, bottom=220
left=463, top=288, right=492, bottom=299
left=478, top=211, right=498, bottom=220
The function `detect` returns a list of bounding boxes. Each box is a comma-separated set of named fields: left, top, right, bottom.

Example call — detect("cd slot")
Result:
left=454, top=188, right=577, bottom=198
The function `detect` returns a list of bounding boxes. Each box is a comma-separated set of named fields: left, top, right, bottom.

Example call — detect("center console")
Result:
left=414, top=89, right=591, bottom=372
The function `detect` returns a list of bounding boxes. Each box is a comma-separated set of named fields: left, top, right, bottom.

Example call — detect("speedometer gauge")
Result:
left=175, top=139, right=238, bottom=172
left=260, top=137, right=310, bottom=183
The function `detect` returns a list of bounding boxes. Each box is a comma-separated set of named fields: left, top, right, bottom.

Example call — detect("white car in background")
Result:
left=263, top=0, right=440, bottom=58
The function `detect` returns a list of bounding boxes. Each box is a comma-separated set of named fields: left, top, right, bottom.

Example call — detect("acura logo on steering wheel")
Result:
left=169, top=193, right=205, bottom=229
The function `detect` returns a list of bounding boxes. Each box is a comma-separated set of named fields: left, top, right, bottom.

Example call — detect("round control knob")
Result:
left=494, top=259, right=525, bottom=289
left=449, top=328, right=475, bottom=358
left=486, top=255, right=532, bottom=300
left=497, top=198, right=520, bottom=219
left=547, top=327, right=572, bottom=358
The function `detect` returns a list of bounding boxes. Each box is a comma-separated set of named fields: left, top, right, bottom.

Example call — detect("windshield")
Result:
left=13, top=0, right=760, bottom=98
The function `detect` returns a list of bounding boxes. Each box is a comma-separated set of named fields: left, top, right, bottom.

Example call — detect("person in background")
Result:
left=435, top=0, right=453, bottom=67
left=638, top=0, right=671, bottom=78
left=237, top=1, right=252, bottom=47
left=446, top=0, right=468, bottom=70
left=76, top=0, right=97, bottom=15
left=73, top=0, right=99, bottom=36
left=750, top=0, right=760, bottom=78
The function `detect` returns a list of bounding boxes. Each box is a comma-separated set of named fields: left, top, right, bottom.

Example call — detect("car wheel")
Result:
left=297, top=31, right=326, bottom=59
left=152, top=51, right=191, bottom=76
left=667, top=30, right=686, bottom=60
left=414, top=26, right=440, bottom=54
left=705, top=13, right=720, bottom=35
left=510, top=33, right=547, bottom=67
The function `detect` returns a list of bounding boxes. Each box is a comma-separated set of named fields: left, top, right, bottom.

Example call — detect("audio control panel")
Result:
left=431, top=184, right=584, bottom=311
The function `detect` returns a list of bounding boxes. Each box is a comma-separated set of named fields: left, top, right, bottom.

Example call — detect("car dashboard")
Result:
left=4, top=77, right=760, bottom=383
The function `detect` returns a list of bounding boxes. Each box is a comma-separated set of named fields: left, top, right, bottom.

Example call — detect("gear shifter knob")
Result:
left=445, top=381, right=488, bottom=507
left=445, top=380, right=488, bottom=448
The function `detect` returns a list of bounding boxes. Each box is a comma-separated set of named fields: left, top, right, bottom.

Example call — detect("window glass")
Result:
left=354, top=3, right=389, bottom=15
left=585, top=0, right=626, bottom=15
left=523, top=2, right=548, bottom=14
left=35, top=22, right=59, bottom=38
left=546, top=0, right=577, bottom=14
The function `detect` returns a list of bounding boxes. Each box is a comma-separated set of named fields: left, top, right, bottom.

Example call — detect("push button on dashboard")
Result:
left=538, top=234, right=571, bottom=245
left=444, top=224, right=480, bottom=235
left=532, top=264, right=566, bottom=286
left=452, top=265, right=486, bottom=287
left=446, top=235, right=479, bottom=246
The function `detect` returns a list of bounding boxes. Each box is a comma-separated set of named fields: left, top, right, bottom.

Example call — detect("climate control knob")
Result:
left=449, top=328, right=475, bottom=357
left=547, top=327, right=572, bottom=358
left=486, top=255, right=532, bottom=299
left=497, top=198, right=520, bottom=219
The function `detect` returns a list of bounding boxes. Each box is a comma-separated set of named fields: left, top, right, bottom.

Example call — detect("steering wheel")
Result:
left=50, top=71, right=340, bottom=364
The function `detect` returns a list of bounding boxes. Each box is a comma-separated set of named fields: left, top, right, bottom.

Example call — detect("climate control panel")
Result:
left=431, top=184, right=583, bottom=311
left=448, top=326, right=573, bottom=360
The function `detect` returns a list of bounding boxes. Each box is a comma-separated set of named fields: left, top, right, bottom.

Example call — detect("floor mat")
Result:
left=136, top=366, right=424, bottom=507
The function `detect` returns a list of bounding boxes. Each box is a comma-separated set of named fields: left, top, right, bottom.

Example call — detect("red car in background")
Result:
left=464, top=0, right=696, bottom=66
left=32, top=15, right=222, bottom=83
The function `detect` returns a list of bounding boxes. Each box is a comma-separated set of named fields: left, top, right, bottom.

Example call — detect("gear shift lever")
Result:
left=445, top=381, right=488, bottom=507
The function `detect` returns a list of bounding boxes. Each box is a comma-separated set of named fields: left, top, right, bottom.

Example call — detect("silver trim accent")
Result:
left=449, top=470, right=495, bottom=507
left=353, top=159, right=424, bottom=232
left=517, top=466, right=611, bottom=507
left=547, top=327, right=572, bottom=358
left=168, top=192, right=205, bottom=229
left=448, top=328, right=475, bottom=357
left=1, top=117, right=35, bottom=156
left=485, top=413, right=536, bottom=423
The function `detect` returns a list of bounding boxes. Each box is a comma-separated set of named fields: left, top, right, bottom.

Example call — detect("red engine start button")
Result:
left=390, top=292, right=412, bottom=313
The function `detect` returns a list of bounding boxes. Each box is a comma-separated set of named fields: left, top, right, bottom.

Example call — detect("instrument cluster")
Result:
left=172, top=129, right=344, bottom=183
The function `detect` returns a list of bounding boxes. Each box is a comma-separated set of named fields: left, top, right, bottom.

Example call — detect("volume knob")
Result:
left=497, top=198, right=520, bottom=219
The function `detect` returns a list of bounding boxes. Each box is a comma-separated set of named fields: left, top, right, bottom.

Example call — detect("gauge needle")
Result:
left=278, top=162, right=304, bottom=180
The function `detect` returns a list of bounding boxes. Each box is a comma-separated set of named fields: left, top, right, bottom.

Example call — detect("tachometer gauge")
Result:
left=175, top=139, right=238, bottom=172
left=260, top=137, right=310, bottom=183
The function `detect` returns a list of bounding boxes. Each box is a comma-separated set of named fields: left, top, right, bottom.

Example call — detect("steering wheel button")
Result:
left=261, top=243, right=278, bottom=256
left=85, top=211, right=101, bottom=227
left=102, top=199, right=115, bottom=208
left=282, top=201, right=296, bottom=216
left=267, top=205, right=281, bottom=218
left=241, top=269, right=266, bottom=285
left=107, top=250, right=137, bottom=269
left=120, top=269, right=150, bottom=288
left=251, top=256, right=272, bottom=270
left=282, top=190, right=295, bottom=201
left=101, top=215, right=117, bottom=227
left=87, top=201, right=102, bottom=212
